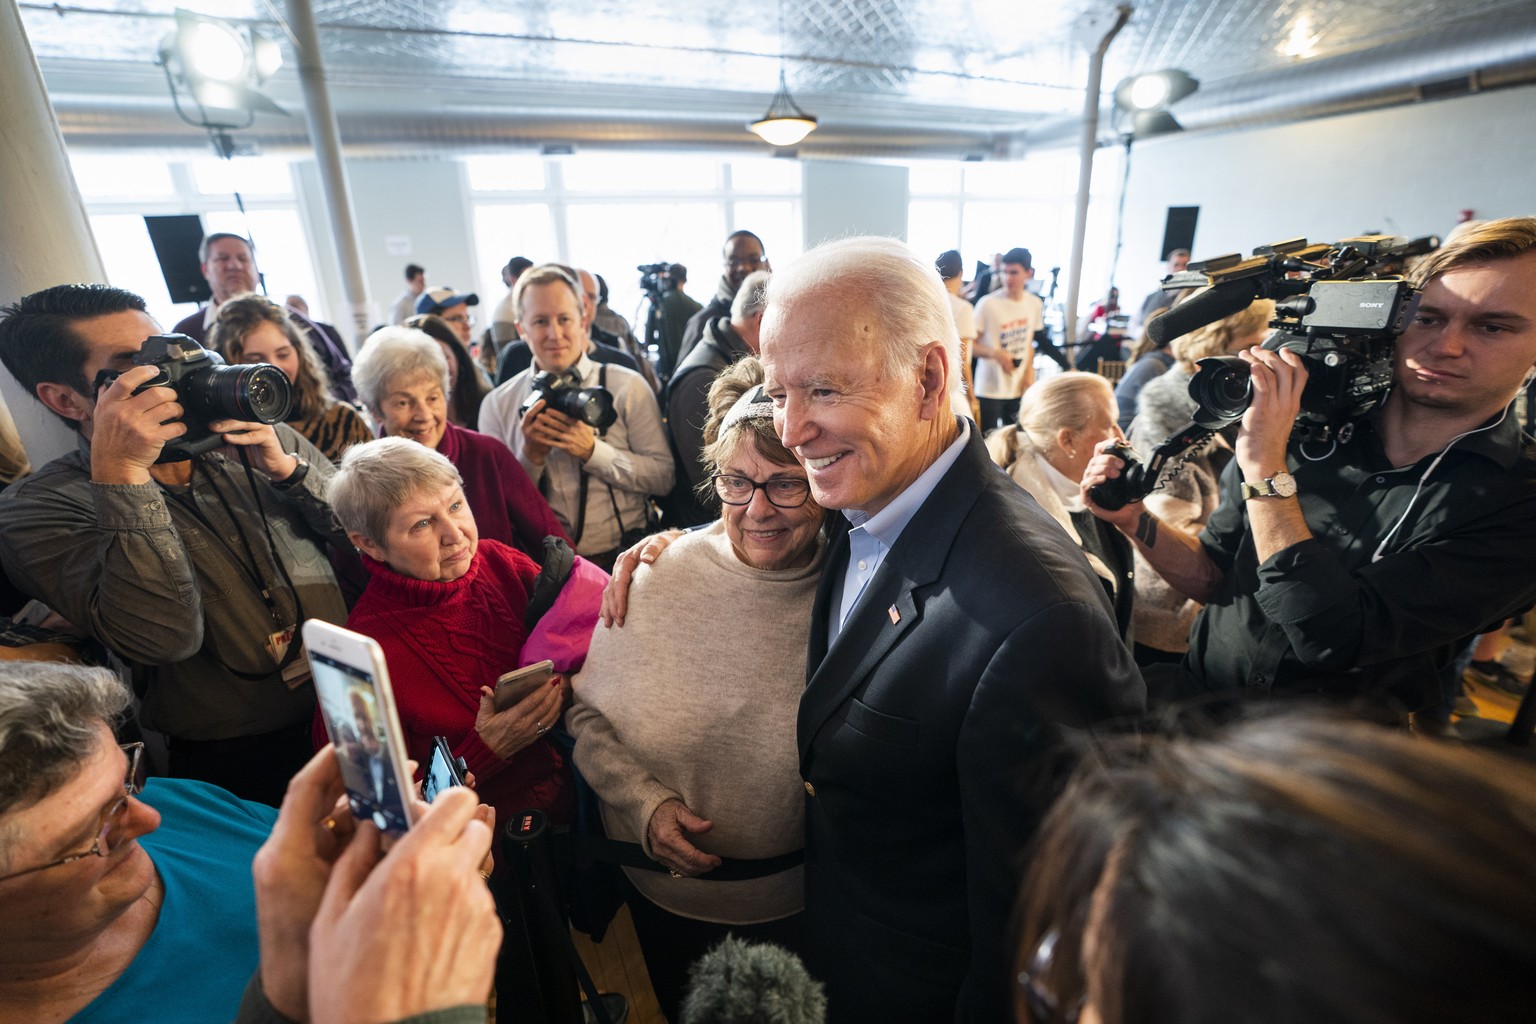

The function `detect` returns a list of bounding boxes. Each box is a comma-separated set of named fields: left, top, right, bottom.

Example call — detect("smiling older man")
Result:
left=759, top=236, right=1143, bottom=1023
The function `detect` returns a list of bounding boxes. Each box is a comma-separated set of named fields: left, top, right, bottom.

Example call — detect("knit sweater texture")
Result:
left=344, top=539, right=571, bottom=823
left=568, top=520, right=823, bottom=924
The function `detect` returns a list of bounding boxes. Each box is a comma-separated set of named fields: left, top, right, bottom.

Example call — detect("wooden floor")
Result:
left=574, top=903, right=667, bottom=1024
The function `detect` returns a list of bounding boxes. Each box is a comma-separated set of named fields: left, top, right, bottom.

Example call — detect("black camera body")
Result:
left=1190, top=277, right=1419, bottom=439
left=1088, top=234, right=1436, bottom=512
left=93, top=334, right=293, bottom=463
left=637, top=261, right=671, bottom=299
left=518, top=370, right=618, bottom=431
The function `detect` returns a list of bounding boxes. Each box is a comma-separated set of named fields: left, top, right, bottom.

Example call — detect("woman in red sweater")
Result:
left=325, top=436, right=574, bottom=826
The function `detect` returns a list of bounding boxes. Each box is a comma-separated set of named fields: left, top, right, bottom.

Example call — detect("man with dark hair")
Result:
left=490, top=255, right=533, bottom=348
left=675, top=230, right=768, bottom=366
left=649, top=262, right=703, bottom=380
left=971, top=246, right=1043, bottom=430
left=389, top=263, right=427, bottom=325
left=0, top=283, right=348, bottom=805
left=172, top=233, right=356, bottom=403
left=1086, top=217, right=1536, bottom=713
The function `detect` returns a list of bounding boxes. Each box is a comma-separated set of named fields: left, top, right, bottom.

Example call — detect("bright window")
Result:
left=562, top=153, right=718, bottom=193
left=69, top=154, right=176, bottom=199
left=463, top=155, right=546, bottom=192
left=190, top=156, right=295, bottom=197
left=565, top=202, right=726, bottom=329
left=470, top=204, right=559, bottom=306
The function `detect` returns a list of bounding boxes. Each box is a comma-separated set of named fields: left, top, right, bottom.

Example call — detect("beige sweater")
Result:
left=568, top=521, right=823, bottom=924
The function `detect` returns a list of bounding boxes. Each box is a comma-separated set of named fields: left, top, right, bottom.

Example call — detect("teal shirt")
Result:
left=71, top=778, right=277, bottom=1023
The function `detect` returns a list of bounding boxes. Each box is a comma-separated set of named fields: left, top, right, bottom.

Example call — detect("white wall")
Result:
left=1115, top=84, right=1536, bottom=299
left=803, top=160, right=909, bottom=246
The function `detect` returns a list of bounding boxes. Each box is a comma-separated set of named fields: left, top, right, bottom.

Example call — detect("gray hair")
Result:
left=328, top=437, right=464, bottom=545
left=0, top=662, right=131, bottom=821
left=351, top=326, right=451, bottom=416
left=731, top=269, right=772, bottom=322
left=764, top=236, right=959, bottom=396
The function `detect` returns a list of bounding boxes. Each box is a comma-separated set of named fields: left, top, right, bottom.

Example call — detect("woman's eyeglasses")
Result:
left=0, top=742, right=145, bottom=884
left=712, top=474, right=812, bottom=509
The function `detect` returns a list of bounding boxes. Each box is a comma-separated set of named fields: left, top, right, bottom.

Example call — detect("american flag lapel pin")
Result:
left=888, top=604, right=901, bottom=625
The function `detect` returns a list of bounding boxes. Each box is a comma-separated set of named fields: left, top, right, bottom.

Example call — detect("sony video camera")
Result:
left=1089, top=234, right=1435, bottom=511
left=93, top=334, right=293, bottom=463
left=518, top=370, right=618, bottom=431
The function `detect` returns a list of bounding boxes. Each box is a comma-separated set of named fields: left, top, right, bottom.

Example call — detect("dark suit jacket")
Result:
left=799, top=428, right=1144, bottom=1023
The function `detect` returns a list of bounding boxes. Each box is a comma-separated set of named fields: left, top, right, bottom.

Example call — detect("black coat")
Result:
left=798, top=428, right=1145, bottom=1022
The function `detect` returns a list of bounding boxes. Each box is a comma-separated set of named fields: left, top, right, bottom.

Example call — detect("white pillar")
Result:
left=0, top=0, right=102, bottom=465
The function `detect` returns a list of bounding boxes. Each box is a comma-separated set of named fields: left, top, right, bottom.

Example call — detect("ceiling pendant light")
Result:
left=749, top=0, right=817, bottom=147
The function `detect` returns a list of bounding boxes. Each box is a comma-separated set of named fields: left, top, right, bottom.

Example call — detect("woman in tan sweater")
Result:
left=568, top=356, right=826, bottom=1019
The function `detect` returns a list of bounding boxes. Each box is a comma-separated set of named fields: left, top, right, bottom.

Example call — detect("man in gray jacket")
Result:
left=0, top=284, right=348, bottom=805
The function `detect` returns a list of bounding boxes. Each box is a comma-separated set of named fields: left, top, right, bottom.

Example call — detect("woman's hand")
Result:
left=474, top=674, right=569, bottom=759
left=646, top=798, right=723, bottom=877
left=600, top=529, right=684, bottom=627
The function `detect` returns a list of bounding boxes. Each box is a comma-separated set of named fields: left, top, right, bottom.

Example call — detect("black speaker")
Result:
left=1159, top=206, right=1199, bottom=261
left=145, top=215, right=212, bottom=305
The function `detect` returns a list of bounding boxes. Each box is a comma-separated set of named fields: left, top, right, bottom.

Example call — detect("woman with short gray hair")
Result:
left=349, top=327, right=566, bottom=559
left=326, top=438, right=574, bottom=832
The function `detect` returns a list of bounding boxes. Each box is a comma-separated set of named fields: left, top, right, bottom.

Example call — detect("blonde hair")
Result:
left=987, top=372, right=1113, bottom=468
left=1171, top=295, right=1276, bottom=371
left=1410, top=217, right=1536, bottom=288
left=512, top=264, right=583, bottom=324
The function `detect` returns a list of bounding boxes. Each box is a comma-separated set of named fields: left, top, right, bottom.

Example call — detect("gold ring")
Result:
left=323, top=817, right=337, bottom=832
left=669, top=869, right=684, bottom=878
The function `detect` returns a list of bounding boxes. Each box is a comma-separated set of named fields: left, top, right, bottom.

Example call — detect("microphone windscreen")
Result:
left=679, top=936, right=827, bottom=1024
left=1147, top=279, right=1266, bottom=347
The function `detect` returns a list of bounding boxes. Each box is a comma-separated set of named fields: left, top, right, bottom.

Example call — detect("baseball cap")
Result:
left=416, top=287, right=480, bottom=316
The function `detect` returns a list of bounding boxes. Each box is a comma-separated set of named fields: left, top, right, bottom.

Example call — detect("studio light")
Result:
left=157, top=8, right=288, bottom=156
left=1112, top=68, right=1199, bottom=138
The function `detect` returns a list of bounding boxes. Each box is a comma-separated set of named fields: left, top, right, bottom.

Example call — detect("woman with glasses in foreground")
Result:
left=568, top=355, right=827, bottom=1020
left=1013, top=710, right=1536, bottom=1024
left=0, top=661, right=276, bottom=1023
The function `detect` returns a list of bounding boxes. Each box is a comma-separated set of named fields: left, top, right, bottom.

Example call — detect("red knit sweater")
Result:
left=341, top=538, right=572, bottom=824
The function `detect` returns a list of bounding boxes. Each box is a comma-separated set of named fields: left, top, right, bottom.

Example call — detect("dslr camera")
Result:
left=1089, top=234, right=1435, bottom=511
left=93, top=334, right=293, bottom=463
left=518, top=370, right=618, bottom=431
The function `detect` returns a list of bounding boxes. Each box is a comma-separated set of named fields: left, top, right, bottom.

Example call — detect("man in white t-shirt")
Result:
left=972, top=246, right=1043, bottom=430
left=936, top=250, right=979, bottom=422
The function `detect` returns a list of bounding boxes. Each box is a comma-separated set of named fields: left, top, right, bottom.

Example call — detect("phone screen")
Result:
left=422, top=741, right=462, bottom=804
left=311, top=651, right=413, bottom=836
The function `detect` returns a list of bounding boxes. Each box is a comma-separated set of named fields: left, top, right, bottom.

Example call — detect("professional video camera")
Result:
left=93, top=334, right=293, bottom=463
left=519, top=370, right=618, bottom=431
left=637, top=262, right=671, bottom=301
left=1090, top=234, right=1436, bottom=511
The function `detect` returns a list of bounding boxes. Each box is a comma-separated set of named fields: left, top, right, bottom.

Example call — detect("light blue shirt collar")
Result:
left=832, top=419, right=970, bottom=637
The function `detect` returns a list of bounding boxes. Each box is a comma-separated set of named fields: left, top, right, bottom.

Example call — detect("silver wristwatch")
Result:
left=1240, top=471, right=1297, bottom=501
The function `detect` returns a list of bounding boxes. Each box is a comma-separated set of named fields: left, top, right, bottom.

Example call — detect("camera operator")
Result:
left=479, top=265, right=673, bottom=571
left=646, top=262, right=703, bottom=381
left=1083, top=218, right=1536, bottom=714
left=0, top=284, right=348, bottom=805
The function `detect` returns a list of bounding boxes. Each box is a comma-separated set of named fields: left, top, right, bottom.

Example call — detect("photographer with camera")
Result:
left=1083, top=218, right=1536, bottom=714
left=0, top=284, right=348, bottom=805
left=479, top=265, right=673, bottom=572
left=642, top=262, right=703, bottom=381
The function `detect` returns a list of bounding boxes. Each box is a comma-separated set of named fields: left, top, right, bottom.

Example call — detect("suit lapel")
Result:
left=797, top=430, right=993, bottom=760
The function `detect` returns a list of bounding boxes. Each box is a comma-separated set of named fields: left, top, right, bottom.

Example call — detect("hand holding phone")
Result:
left=475, top=672, right=567, bottom=761
left=493, top=659, right=555, bottom=712
left=422, top=736, right=468, bottom=804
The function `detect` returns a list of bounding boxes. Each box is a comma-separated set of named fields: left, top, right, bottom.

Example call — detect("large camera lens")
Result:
left=1188, top=356, right=1253, bottom=430
left=181, top=363, right=293, bottom=425
left=550, top=386, right=618, bottom=431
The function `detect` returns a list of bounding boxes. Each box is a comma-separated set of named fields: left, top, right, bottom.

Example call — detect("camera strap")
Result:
left=569, top=363, right=632, bottom=549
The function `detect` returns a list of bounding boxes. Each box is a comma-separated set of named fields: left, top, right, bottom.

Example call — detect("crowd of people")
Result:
left=1, top=216, right=1535, bottom=1023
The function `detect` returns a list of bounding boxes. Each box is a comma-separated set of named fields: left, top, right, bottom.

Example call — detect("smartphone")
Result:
left=494, top=659, right=556, bottom=712
left=303, top=620, right=417, bottom=837
left=422, top=735, right=467, bottom=804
